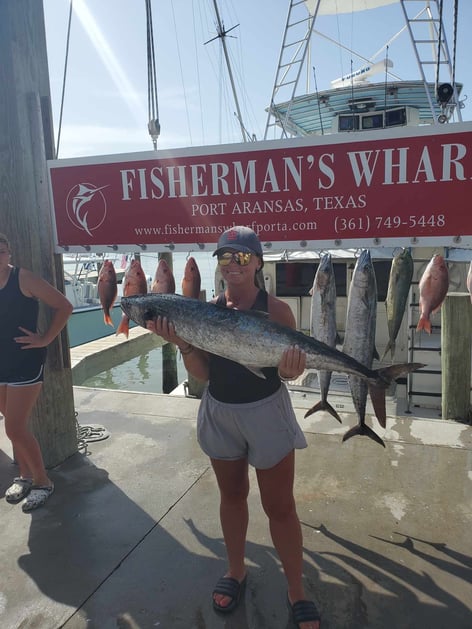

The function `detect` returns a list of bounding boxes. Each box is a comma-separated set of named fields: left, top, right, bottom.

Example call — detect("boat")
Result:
left=214, top=0, right=471, bottom=415
left=63, top=253, right=128, bottom=347
left=48, top=1, right=470, bottom=415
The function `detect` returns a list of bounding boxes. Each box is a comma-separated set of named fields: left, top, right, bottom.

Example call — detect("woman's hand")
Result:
left=14, top=326, right=47, bottom=349
left=146, top=316, right=187, bottom=349
left=278, top=345, right=306, bottom=380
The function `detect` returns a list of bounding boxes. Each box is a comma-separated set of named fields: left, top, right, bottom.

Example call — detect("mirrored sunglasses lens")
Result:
left=217, top=252, right=252, bottom=266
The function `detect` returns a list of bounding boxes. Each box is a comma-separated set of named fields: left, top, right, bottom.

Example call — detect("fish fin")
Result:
left=304, top=400, right=342, bottom=423
left=416, top=315, right=431, bottom=334
left=381, top=340, right=395, bottom=362
left=103, top=312, right=114, bottom=327
left=370, top=362, right=426, bottom=427
left=342, top=422, right=385, bottom=448
left=244, top=366, right=267, bottom=379
left=116, top=316, right=130, bottom=338
left=368, top=384, right=387, bottom=428
left=245, top=309, right=270, bottom=320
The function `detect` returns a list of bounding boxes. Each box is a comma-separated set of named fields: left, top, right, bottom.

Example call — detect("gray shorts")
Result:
left=197, top=384, right=307, bottom=470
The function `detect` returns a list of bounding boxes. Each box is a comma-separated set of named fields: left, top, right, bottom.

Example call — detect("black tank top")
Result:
left=0, top=266, right=45, bottom=374
left=208, top=290, right=281, bottom=403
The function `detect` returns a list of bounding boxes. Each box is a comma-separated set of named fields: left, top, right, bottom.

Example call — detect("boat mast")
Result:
left=208, top=0, right=249, bottom=142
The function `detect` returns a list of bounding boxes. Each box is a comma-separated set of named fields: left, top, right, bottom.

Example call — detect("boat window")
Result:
left=362, top=113, right=384, bottom=130
left=338, top=114, right=359, bottom=131
left=385, top=107, right=407, bottom=127
left=275, top=262, right=347, bottom=297
left=373, top=260, right=393, bottom=301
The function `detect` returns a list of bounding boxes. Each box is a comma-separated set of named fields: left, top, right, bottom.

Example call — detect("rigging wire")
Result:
left=145, top=0, right=160, bottom=149
left=312, top=66, right=324, bottom=135
left=170, top=0, right=193, bottom=145
left=435, top=0, right=444, bottom=95
left=56, top=0, right=74, bottom=159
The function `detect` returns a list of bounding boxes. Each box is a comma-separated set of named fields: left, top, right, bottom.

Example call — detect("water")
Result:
left=81, top=252, right=216, bottom=393
left=80, top=345, right=189, bottom=394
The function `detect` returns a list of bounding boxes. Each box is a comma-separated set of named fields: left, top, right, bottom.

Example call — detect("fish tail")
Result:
left=116, top=316, right=130, bottom=338
left=304, top=400, right=342, bottom=423
left=342, top=422, right=385, bottom=448
left=416, top=315, right=431, bottom=334
left=103, top=311, right=114, bottom=327
left=369, top=362, right=425, bottom=428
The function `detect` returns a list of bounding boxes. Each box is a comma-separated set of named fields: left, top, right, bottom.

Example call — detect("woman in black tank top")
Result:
left=146, top=226, right=320, bottom=627
left=0, top=233, right=73, bottom=512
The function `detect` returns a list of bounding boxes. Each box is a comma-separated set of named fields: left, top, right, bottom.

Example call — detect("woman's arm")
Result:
left=16, top=268, right=73, bottom=348
left=146, top=316, right=209, bottom=382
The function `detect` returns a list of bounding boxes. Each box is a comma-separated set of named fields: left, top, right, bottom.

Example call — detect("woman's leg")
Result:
left=256, top=451, right=319, bottom=629
left=3, top=383, right=50, bottom=486
left=211, top=457, right=249, bottom=607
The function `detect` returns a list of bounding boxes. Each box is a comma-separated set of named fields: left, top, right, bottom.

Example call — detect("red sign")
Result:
left=47, top=122, right=472, bottom=253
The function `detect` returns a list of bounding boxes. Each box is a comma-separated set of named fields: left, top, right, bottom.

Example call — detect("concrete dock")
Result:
left=0, top=336, right=471, bottom=628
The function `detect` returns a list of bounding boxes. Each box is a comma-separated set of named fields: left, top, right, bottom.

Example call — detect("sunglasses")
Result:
left=217, top=251, right=253, bottom=266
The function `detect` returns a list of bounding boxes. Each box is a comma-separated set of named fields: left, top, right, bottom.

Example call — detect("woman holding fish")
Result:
left=146, top=226, right=320, bottom=629
left=0, top=233, right=73, bottom=511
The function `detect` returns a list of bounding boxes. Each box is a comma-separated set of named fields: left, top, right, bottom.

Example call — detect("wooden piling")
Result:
left=1, top=1, right=77, bottom=466
left=441, top=293, right=472, bottom=422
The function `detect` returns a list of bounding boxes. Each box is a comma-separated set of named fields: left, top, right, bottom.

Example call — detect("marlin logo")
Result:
left=66, top=183, right=109, bottom=236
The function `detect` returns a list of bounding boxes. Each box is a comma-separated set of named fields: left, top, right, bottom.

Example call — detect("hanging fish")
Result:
left=416, top=254, right=449, bottom=334
left=382, top=248, right=414, bottom=361
left=97, top=259, right=117, bottom=327
left=181, top=256, right=201, bottom=299
left=342, top=250, right=385, bottom=447
left=306, top=253, right=341, bottom=423
left=151, top=258, right=176, bottom=294
left=116, top=259, right=148, bottom=337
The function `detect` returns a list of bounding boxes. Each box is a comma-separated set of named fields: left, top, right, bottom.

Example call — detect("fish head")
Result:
left=151, top=259, right=176, bottom=294
left=121, top=293, right=174, bottom=328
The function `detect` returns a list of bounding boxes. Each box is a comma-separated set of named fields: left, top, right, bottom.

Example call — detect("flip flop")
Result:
left=287, top=595, right=321, bottom=627
left=212, top=574, right=247, bottom=614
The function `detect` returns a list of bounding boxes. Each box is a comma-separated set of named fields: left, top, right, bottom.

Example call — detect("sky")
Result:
left=42, top=0, right=472, bottom=160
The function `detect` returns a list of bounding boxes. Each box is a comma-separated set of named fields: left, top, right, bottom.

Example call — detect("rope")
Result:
left=55, top=0, right=74, bottom=159
left=145, top=0, right=160, bottom=149
left=75, top=412, right=110, bottom=454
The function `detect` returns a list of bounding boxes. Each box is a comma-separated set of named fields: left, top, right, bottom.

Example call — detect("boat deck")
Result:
left=0, top=338, right=471, bottom=628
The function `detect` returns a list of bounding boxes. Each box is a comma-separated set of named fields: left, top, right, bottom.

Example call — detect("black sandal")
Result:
left=287, top=596, right=321, bottom=627
left=212, top=575, right=247, bottom=614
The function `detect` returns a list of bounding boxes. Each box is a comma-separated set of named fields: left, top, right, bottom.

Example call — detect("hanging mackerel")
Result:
left=307, top=253, right=341, bottom=423
left=121, top=293, right=424, bottom=427
left=342, top=249, right=384, bottom=447
left=382, top=248, right=414, bottom=361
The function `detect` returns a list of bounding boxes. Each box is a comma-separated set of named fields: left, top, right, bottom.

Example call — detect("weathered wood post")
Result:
left=0, top=0, right=77, bottom=465
left=159, top=252, right=178, bottom=393
left=441, top=293, right=472, bottom=422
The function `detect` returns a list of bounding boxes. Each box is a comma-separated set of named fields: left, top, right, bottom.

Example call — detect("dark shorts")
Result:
left=197, top=384, right=307, bottom=469
left=0, top=348, right=46, bottom=386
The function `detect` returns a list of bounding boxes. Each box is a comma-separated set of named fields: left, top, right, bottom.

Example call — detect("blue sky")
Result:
left=43, top=0, right=471, bottom=159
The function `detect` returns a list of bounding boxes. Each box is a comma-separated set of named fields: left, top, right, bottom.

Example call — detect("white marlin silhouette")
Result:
left=71, top=183, right=109, bottom=236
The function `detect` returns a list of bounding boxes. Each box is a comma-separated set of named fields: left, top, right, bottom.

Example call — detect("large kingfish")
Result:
left=382, top=248, right=414, bottom=361
left=342, top=249, right=384, bottom=446
left=308, top=253, right=341, bottom=423
left=121, top=293, right=424, bottom=425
